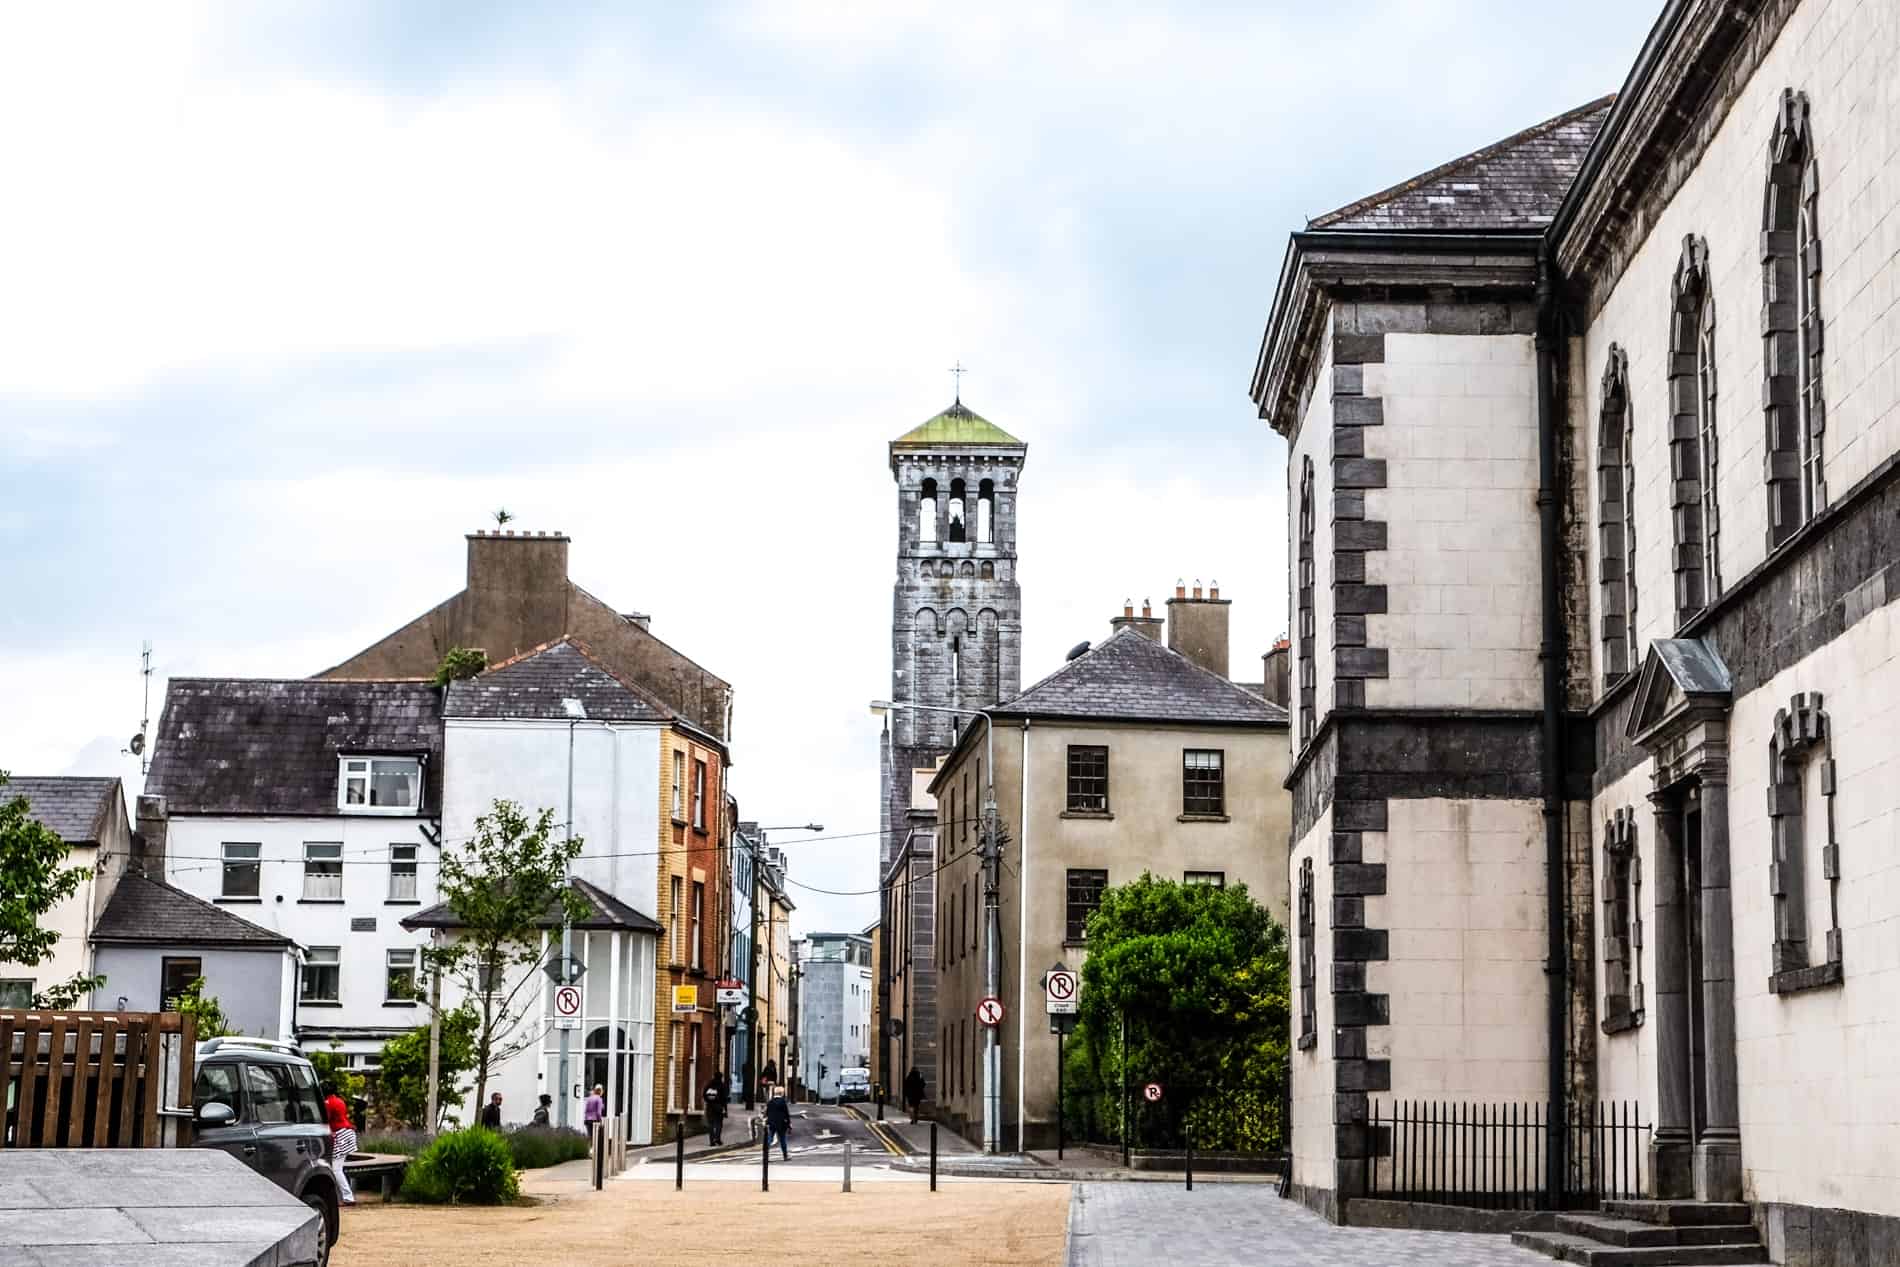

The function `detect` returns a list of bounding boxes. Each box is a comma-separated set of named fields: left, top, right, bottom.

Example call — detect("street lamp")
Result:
left=869, top=697, right=1003, bottom=1154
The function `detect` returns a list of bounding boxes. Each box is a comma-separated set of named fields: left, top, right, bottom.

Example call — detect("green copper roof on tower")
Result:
left=892, top=400, right=1022, bottom=448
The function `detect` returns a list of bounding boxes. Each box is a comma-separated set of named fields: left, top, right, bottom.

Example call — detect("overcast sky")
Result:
left=0, top=2, right=1658, bottom=936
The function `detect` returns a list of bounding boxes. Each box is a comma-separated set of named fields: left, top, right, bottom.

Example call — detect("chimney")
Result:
left=1167, top=576, right=1231, bottom=677
left=1110, top=596, right=1164, bottom=642
left=1262, top=636, right=1291, bottom=707
left=463, top=528, right=572, bottom=649
left=134, top=794, right=168, bottom=877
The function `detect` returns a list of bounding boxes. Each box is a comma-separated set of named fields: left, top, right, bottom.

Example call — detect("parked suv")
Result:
left=192, top=1038, right=341, bottom=1266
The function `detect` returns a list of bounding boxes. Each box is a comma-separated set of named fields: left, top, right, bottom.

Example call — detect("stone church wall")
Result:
left=1287, top=324, right=1335, bottom=741
left=1287, top=807, right=1338, bottom=1219
left=1589, top=759, right=1660, bottom=1121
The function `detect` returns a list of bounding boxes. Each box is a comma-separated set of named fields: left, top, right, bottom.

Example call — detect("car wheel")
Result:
left=302, top=1191, right=334, bottom=1267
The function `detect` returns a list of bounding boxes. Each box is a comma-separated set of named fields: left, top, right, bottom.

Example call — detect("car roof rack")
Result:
left=197, top=1036, right=305, bottom=1058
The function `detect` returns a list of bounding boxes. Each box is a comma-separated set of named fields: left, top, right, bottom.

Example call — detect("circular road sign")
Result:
left=1046, top=970, right=1077, bottom=1002
left=1142, top=1082, right=1164, bottom=1103
left=976, top=996, right=1005, bottom=1026
left=554, top=985, right=582, bottom=1018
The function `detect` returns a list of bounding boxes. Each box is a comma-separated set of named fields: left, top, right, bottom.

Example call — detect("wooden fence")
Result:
left=1, top=1010, right=197, bottom=1149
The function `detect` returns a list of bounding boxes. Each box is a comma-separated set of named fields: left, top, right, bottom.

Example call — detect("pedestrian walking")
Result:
left=479, top=1092, right=503, bottom=1130
left=321, top=1083, right=357, bottom=1207
left=703, top=1071, right=728, bottom=1146
left=584, top=1083, right=606, bottom=1155
left=531, top=1093, right=552, bottom=1127
left=763, top=1083, right=792, bottom=1160
left=903, top=1066, right=926, bottom=1124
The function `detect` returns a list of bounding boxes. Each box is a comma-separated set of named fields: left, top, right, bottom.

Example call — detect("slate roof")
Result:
left=1309, top=96, right=1614, bottom=233
left=891, top=400, right=1022, bottom=448
left=401, top=876, right=663, bottom=935
left=444, top=639, right=673, bottom=723
left=90, top=872, right=293, bottom=948
left=1, top=776, right=120, bottom=843
left=145, top=678, right=444, bottom=816
left=991, top=627, right=1289, bottom=727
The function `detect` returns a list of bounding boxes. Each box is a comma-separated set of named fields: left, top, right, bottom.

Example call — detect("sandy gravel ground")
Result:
left=331, top=1173, right=1070, bottom=1266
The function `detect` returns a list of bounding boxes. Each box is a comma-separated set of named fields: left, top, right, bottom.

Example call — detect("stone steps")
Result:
left=1509, top=1230, right=1767, bottom=1266
left=1601, top=1200, right=1753, bottom=1226
left=1552, top=1214, right=1760, bottom=1248
left=1511, top=1200, right=1766, bottom=1267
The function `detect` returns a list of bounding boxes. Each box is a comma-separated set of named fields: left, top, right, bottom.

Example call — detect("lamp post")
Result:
left=869, top=698, right=1002, bottom=1154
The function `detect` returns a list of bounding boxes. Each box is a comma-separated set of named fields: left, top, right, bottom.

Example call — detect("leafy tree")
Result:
left=1067, top=874, right=1289, bottom=1149
left=376, top=1007, right=479, bottom=1129
left=0, top=771, right=108, bottom=1009
left=173, top=977, right=235, bottom=1038
left=430, top=647, right=488, bottom=686
left=311, top=1045, right=366, bottom=1101
left=423, top=801, right=586, bottom=1114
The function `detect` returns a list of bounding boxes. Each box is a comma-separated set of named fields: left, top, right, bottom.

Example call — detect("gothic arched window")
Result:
left=1668, top=236, right=1720, bottom=624
left=1602, top=808, right=1644, bottom=1032
left=1596, top=346, right=1637, bottom=686
left=977, top=479, right=995, bottom=543
left=1763, top=89, right=1826, bottom=546
left=1768, top=692, right=1843, bottom=993
left=1296, top=457, right=1316, bottom=745
left=1296, top=857, right=1316, bottom=1050
left=919, top=478, right=938, bottom=543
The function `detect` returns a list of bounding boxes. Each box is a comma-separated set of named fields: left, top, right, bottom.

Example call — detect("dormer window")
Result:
left=339, top=756, right=422, bottom=814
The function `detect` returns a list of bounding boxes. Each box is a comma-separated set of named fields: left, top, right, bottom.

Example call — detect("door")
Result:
left=193, top=1061, right=256, bottom=1163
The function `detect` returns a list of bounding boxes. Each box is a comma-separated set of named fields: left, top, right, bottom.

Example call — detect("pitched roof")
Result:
left=991, top=627, right=1289, bottom=727
left=90, top=872, right=293, bottom=948
left=401, top=876, right=662, bottom=936
left=145, top=678, right=443, bottom=816
left=1, top=776, right=120, bottom=844
left=1309, top=96, right=1614, bottom=233
left=444, top=639, right=673, bottom=723
left=891, top=400, right=1022, bottom=448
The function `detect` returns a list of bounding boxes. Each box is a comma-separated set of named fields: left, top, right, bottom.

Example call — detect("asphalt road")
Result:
left=707, top=1102, right=907, bottom=1168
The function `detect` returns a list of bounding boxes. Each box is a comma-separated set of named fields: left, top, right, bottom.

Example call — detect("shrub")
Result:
left=400, top=1127, right=519, bottom=1204
left=505, top=1126, right=591, bottom=1170
left=357, top=1129, right=430, bottom=1157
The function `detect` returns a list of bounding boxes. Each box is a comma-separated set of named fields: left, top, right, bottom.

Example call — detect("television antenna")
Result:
left=122, top=641, right=153, bottom=775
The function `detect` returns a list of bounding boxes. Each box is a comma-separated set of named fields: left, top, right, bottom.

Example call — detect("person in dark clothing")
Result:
left=479, top=1092, right=503, bottom=1130
left=531, top=1094, right=552, bottom=1127
left=763, top=1084, right=792, bottom=1160
left=703, top=1071, right=728, bottom=1146
left=903, top=1066, right=926, bottom=1124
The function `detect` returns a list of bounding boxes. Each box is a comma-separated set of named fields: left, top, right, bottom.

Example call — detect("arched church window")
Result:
left=959, top=561, right=975, bottom=578
left=1668, top=236, right=1720, bottom=624
left=980, top=561, right=995, bottom=580
left=1768, top=692, right=1843, bottom=994
left=919, top=478, right=938, bottom=543
left=977, top=479, right=995, bottom=543
left=1296, top=857, right=1315, bottom=1049
left=1602, top=808, right=1643, bottom=1032
left=1763, top=89, right=1826, bottom=546
left=1596, top=345, right=1637, bottom=687
left=1296, top=457, right=1316, bottom=746
left=947, top=478, right=967, bottom=542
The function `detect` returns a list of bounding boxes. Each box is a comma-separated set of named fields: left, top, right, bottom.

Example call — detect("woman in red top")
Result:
left=321, top=1084, right=357, bottom=1206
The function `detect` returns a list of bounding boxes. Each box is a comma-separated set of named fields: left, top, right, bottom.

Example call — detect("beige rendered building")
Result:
left=928, top=588, right=1290, bottom=1150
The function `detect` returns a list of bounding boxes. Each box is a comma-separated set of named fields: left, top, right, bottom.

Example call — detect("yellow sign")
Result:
left=672, top=985, right=698, bottom=1014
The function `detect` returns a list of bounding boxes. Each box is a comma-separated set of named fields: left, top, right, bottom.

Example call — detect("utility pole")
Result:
left=558, top=716, right=578, bottom=1130
left=426, top=947, right=442, bottom=1133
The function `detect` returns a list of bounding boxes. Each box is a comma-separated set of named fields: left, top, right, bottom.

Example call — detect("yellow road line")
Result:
left=841, top=1104, right=905, bottom=1156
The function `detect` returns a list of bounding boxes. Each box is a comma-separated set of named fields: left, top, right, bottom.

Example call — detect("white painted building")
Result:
left=0, top=777, right=130, bottom=1007
left=796, top=931, right=872, bottom=1102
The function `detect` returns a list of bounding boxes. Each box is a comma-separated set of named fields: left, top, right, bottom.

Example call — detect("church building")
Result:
left=1252, top=2, right=1900, bottom=1262
left=877, top=398, right=1026, bottom=1109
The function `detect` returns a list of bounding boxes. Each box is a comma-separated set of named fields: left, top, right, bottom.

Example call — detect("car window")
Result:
left=244, top=1062, right=294, bottom=1125
left=286, top=1063, right=327, bottom=1125
left=195, top=1062, right=243, bottom=1117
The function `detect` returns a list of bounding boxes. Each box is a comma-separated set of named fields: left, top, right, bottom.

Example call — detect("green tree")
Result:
left=376, top=1008, right=478, bottom=1128
left=424, top=801, right=586, bottom=1113
left=1068, top=874, right=1290, bottom=1149
left=430, top=647, right=487, bottom=686
left=173, top=977, right=235, bottom=1038
left=0, top=771, right=108, bottom=1009
left=311, top=1045, right=366, bottom=1101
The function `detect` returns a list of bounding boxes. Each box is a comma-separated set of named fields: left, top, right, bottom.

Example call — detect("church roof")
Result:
left=892, top=401, right=1022, bottom=449
left=1309, top=95, right=1614, bottom=233
left=991, top=627, right=1288, bottom=727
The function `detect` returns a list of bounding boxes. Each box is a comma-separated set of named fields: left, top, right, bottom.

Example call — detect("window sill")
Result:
left=671, top=817, right=689, bottom=829
left=1177, top=813, right=1230, bottom=823
left=693, top=826, right=710, bottom=837
left=299, top=1001, right=344, bottom=1010
left=385, top=900, right=422, bottom=906
left=1061, top=939, right=1088, bottom=950
left=339, top=808, right=422, bottom=818
left=1297, top=1032, right=1317, bottom=1051
left=1601, top=1009, right=1644, bottom=1036
left=1770, top=959, right=1843, bottom=995
left=1060, top=810, right=1114, bottom=821
left=297, top=899, right=346, bottom=905
left=215, top=897, right=264, bottom=905
left=382, top=1000, right=419, bottom=1008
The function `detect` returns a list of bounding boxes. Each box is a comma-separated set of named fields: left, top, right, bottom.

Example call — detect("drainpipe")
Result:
left=1534, top=243, right=1570, bottom=1207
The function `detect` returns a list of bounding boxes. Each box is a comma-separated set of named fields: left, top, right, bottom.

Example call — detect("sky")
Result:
left=0, top=1, right=1659, bottom=937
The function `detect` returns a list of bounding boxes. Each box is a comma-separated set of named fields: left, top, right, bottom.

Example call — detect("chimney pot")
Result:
left=1210, top=580, right=1220, bottom=599
left=1175, top=580, right=1187, bottom=599
left=505, top=529, right=515, bottom=537
left=1123, top=599, right=1134, bottom=618
left=1142, top=600, right=1152, bottom=618
left=1192, top=580, right=1203, bottom=600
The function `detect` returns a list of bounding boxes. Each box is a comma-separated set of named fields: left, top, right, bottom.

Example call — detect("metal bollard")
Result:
left=592, top=1122, right=604, bottom=1190
left=843, top=1139, right=852, bottom=1192
left=1185, top=1128, right=1193, bottom=1191
left=676, top=1117, right=685, bottom=1190
left=929, top=1122, right=938, bottom=1192
left=762, top=1124, right=770, bottom=1192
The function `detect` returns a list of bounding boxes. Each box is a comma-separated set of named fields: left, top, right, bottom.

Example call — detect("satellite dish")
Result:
left=127, top=733, right=145, bottom=756
left=1065, top=641, right=1091, bottom=662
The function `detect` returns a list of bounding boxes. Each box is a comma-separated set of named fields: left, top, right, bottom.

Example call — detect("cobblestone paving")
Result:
left=1066, top=1184, right=1557, bottom=1266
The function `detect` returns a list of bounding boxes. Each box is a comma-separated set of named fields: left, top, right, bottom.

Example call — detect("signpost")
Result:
left=715, top=978, right=746, bottom=1007
left=673, top=985, right=699, bottom=1014
left=543, top=954, right=587, bottom=986
left=553, top=984, right=582, bottom=1031
left=1044, top=968, right=1078, bottom=1013
left=975, top=997, right=1004, bottom=1027
left=1042, top=964, right=1077, bottom=1158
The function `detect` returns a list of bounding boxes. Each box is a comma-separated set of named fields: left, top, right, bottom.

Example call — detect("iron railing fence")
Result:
left=1368, top=1099, right=1651, bottom=1211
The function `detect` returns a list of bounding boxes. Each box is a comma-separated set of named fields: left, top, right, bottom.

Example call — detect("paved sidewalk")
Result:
left=1066, top=1185, right=1558, bottom=1267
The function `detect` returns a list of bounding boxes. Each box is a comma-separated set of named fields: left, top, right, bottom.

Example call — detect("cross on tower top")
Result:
left=949, top=360, right=967, bottom=403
